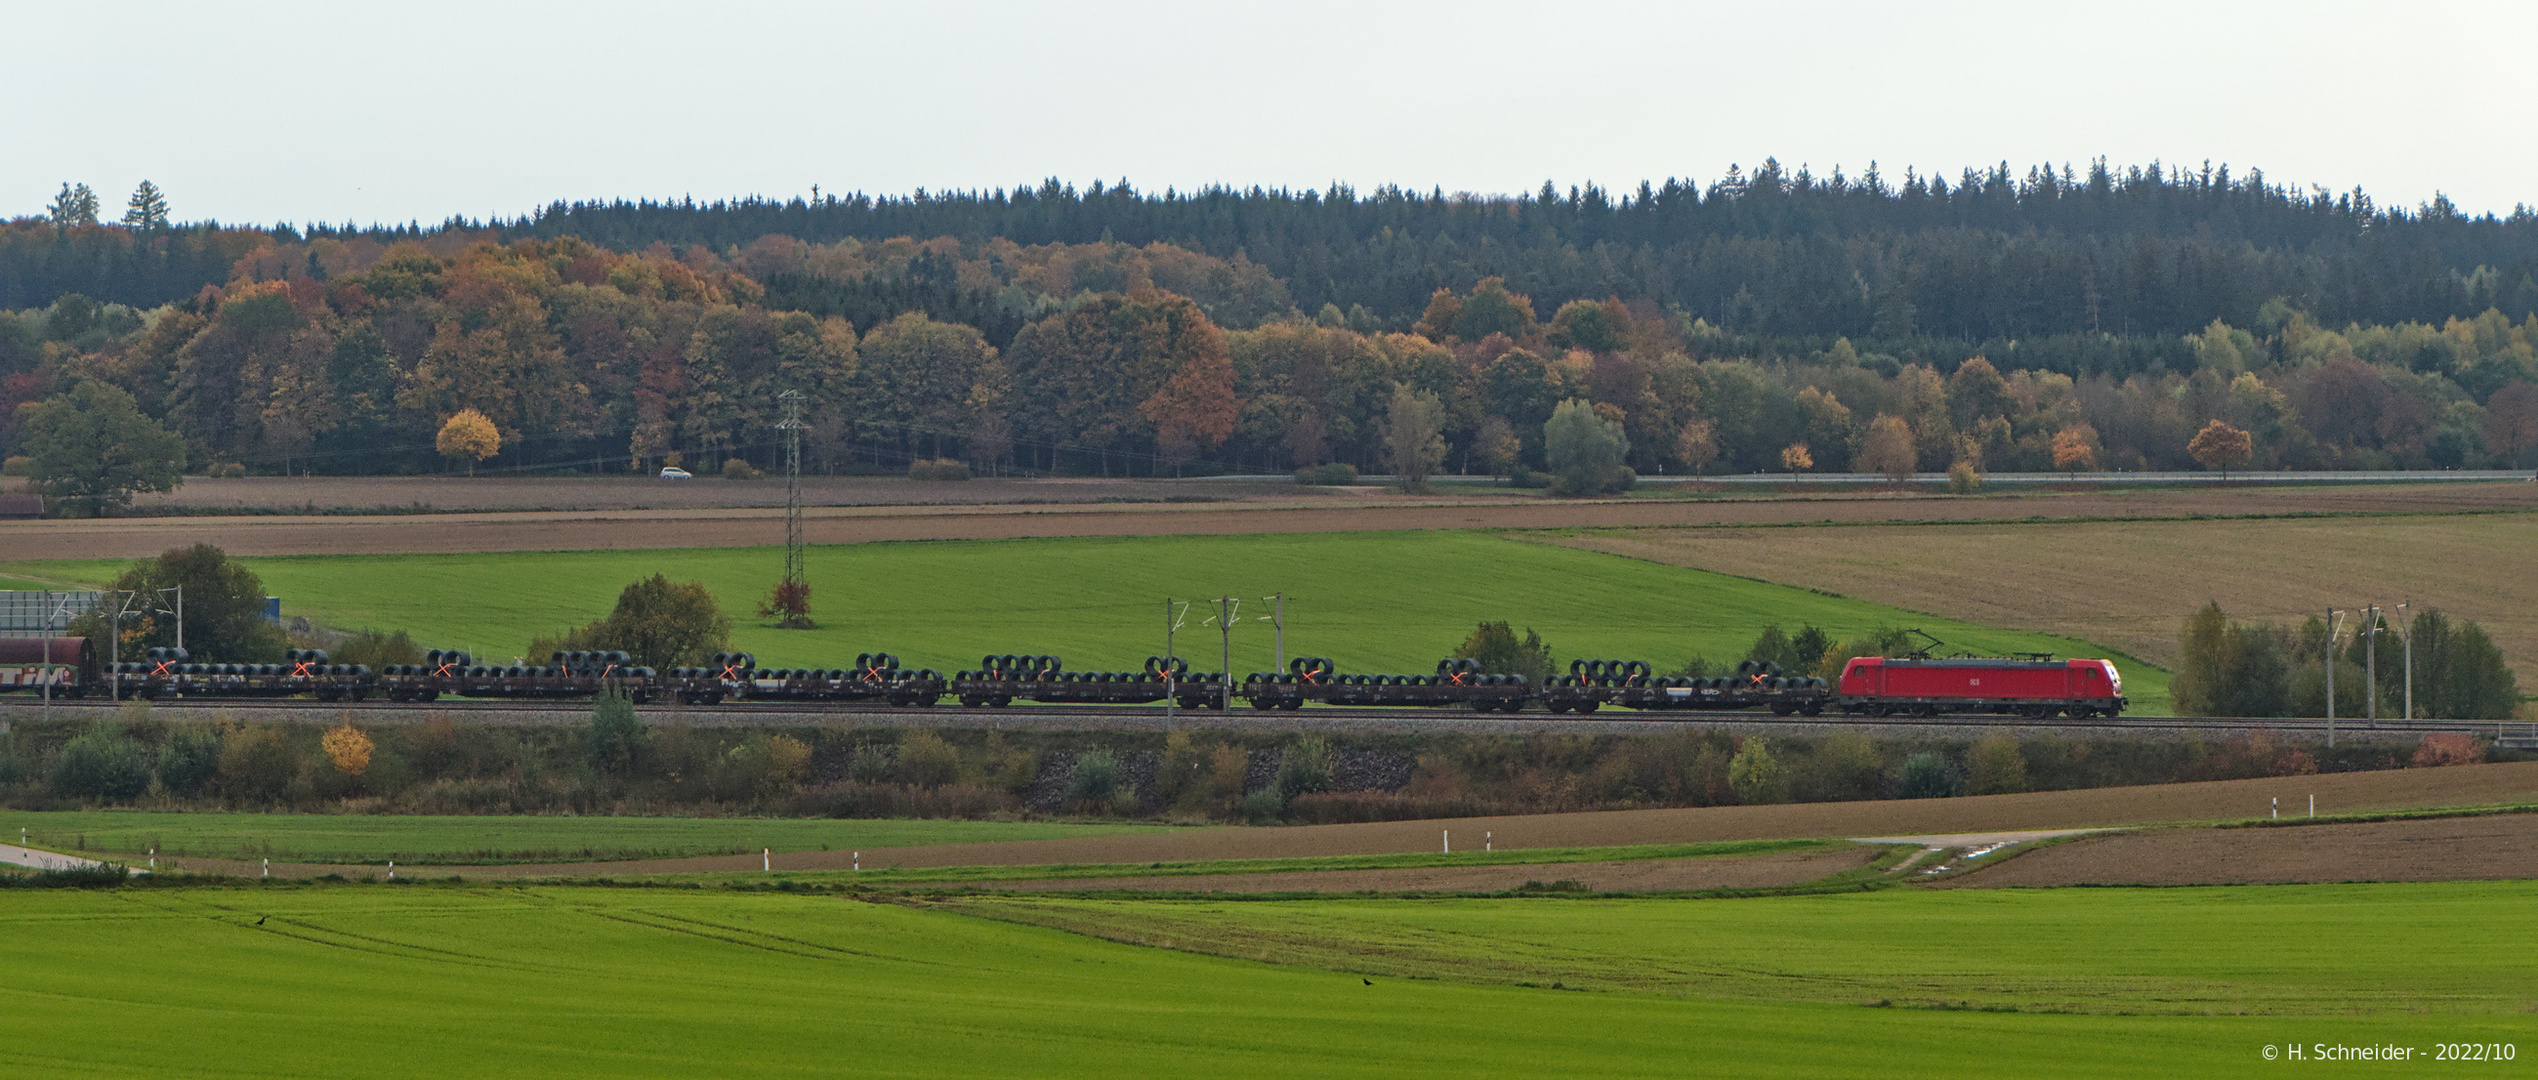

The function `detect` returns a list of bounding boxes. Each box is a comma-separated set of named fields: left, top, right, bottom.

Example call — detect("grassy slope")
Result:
left=6, top=531, right=2171, bottom=711
left=948, top=881, right=2538, bottom=1016
left=4, top=884, right=2502, bottom=1079
left=6, top=811, right=1166, bottom=866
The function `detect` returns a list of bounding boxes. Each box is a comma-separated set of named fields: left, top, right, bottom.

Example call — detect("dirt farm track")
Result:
left=4, top=478, right=2531, bottom=560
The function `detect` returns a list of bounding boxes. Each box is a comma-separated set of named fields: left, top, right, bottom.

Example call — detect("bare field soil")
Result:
left=1945, top=813, right=2538, bottom=887
left=119, top=474, right=1299, bottom=512
left=177, top=759, right=2538, bottom=881
left=975, top=846, right=1881, bottom=894
left=7, top=481, right=2529, bottom=561
left=1554, top=507, right=2538, bottom=676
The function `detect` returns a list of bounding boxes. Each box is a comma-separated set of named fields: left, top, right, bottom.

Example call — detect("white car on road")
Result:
left=659, top=467, right=692, bottom=479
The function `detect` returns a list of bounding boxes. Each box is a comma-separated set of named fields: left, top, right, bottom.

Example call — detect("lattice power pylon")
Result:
left=776, top=390, right=806, bottom=589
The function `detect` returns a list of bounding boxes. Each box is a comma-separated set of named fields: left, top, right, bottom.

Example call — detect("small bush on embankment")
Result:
left=0, top=708, right=2467, bottom=825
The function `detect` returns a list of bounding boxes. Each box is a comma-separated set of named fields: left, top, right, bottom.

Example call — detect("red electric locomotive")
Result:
left=1838, top=656, right=2126, bottom=719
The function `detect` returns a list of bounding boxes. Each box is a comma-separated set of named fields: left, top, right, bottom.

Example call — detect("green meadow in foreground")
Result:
left=6, top=810, right=1167, bottom=865
left=946, top=881, right=2538, bottom=1015
left=2, top=882, right=2520, bottom=1078
left=4, top=531, right=2172, bottom=711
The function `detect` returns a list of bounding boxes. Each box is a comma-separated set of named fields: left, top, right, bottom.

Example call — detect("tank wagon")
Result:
left=7, top=634, right=2131, bottom=721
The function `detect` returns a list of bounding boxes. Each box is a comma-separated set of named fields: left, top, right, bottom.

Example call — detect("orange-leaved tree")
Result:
left=1779, top=442, right=1813, bottom=475
left=2187, top=420, right=2253, bottom=479
left=2052, top=423, right=2100, bottom=472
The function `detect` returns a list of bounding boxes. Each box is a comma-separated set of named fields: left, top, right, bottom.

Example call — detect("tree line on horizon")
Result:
left=16, top=160, right=2538, bottom=337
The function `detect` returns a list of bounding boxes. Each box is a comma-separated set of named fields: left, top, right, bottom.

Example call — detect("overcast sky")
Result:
left=13, top=1, right=2535, bottom=227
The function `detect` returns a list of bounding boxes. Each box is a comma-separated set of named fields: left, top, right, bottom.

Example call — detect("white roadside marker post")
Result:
left=1442, top=830, right=1449, bottom=854
left=1486, top=831, right=1492, bottom=852
left=764, top=848, right=771, bottom=872
left=262, top=858, right=269, bottom=878
left=853, top=851, right=860, bottom=871
left=2272, top=797, right=2278, bottom=820
left=2309, top=794, right=2315, bottom=818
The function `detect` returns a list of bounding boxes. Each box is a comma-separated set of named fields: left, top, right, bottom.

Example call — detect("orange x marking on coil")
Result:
left=150, top=660, right=177, bottom=677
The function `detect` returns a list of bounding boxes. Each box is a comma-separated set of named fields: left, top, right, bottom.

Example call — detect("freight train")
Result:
left=1, top=637, right=2129, bottom=719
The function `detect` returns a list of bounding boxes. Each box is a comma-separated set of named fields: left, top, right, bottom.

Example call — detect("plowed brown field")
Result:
left=1552, top=504, right=2538, bottom=676
left=7, top=480, right=2527, bottom=561
left=1942, top=812, right=2538, bottom=887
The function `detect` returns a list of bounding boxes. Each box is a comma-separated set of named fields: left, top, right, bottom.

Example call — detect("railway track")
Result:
left=2, top=693, right=2510, bottom=740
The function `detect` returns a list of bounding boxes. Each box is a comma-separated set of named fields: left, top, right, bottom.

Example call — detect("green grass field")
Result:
left=7, top=810, right=1167, bottom=865
left=947, top=882, right=2538, bottom=1016
left=3, top=531, right=2173, bottom=711
left=2, top=882, right=2517, bottom=1078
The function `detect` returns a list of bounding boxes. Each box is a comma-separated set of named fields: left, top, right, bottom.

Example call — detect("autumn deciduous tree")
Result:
left=1857, top=414, right=1916, bottom=483
left=2052, top=423, right=2101, bottom=471
left=1674, top=418, right=1719, bottom=475
left=1380, top=382, right=1447, bottom=491
left=1544, top=398, right=1630, bottom=495
left=322, top=723, right=374, bottom=777
left=1011, top=291, right=1232, bottom=474
left=536, top=573, right=733, bottom=669
left=1139, top=328, right=1240, bottom=475
left=77, top=543, right=288, bottom=663
left=1473, top=416, right=1520, bottom=478
left=2188, top=419, right=2253, bottom=479
left=1455, top=620, right=1554, bottom=685
left=21, top=380, right=185, bottom=516
left=756, top=578, right=814, bottom=629
left=2482, top=380, right=2538, bottom=468
left=436, top=408, right=500, bottom=475
left=1779, top=442, right=1812, bottom=475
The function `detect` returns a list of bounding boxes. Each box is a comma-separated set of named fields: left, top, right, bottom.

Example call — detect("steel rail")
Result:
left=4, top=693, right=2512, bottom=735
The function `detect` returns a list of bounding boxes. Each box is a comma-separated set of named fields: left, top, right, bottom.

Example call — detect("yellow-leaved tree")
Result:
left=436, top=408, right=500, bottom=475
left=323, top=723, right=373, bottom=777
